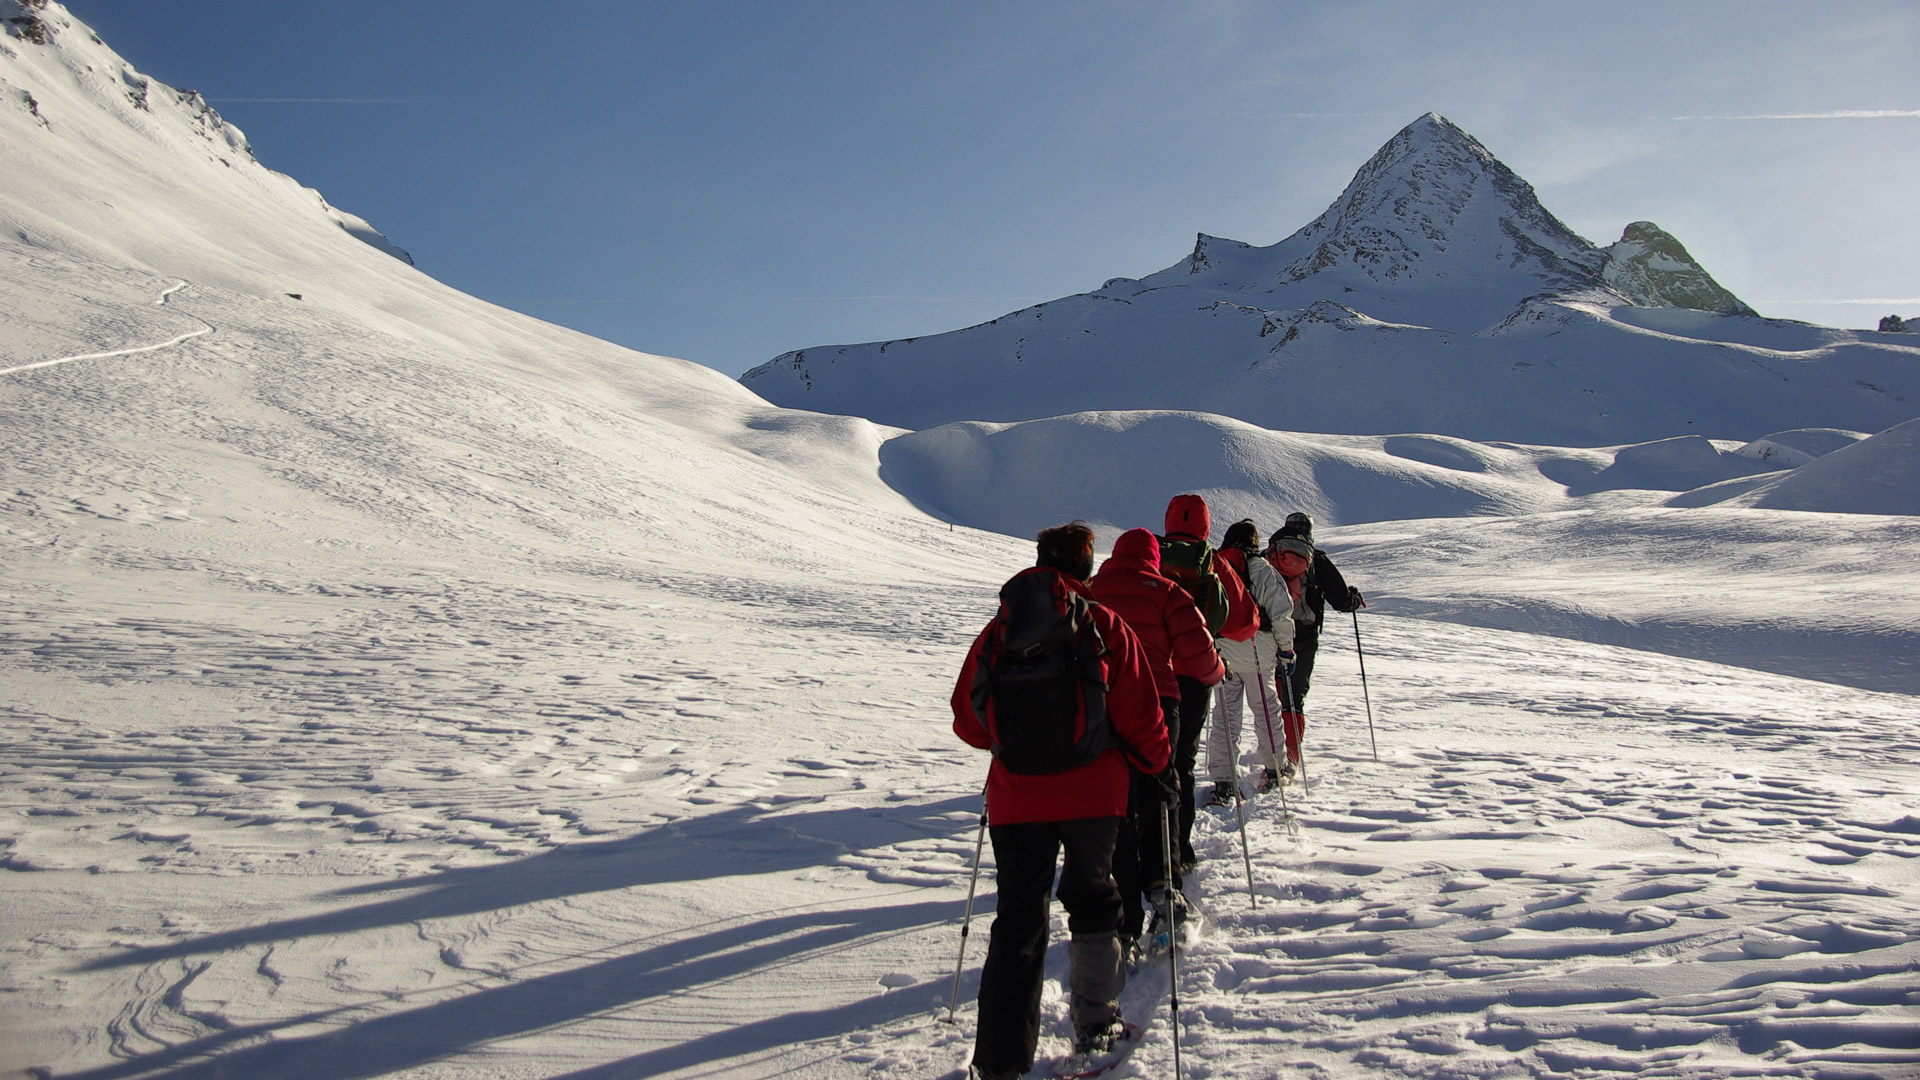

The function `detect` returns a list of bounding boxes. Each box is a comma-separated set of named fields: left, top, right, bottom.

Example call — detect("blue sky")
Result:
left=67, top=1, right=1920, bottom=376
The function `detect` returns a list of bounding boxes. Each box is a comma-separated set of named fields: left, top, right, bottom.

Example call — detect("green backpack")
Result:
left=1157, top=536, right=1229, bottom=636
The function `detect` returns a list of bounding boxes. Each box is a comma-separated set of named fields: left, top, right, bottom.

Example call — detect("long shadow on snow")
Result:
left=78, top=794, right=981, bottom=972
left=56, top=900, right=964, bottom=1080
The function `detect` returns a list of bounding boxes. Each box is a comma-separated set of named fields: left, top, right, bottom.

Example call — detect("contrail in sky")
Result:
left=1674, top=110, right=1920, bottom=120
left=1762, top=298, right=1920, bottom=306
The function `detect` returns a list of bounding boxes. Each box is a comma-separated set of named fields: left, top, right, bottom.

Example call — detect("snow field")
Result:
left=5, top=6, right=1918, bottom=1078
left=850, top=617, right=1920, bottom=1080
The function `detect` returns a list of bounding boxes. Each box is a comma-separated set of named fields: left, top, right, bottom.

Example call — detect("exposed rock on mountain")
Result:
left=1602, top=221, right=1753, bottom=315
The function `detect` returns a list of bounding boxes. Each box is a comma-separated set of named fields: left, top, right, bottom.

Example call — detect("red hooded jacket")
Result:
left=1164, top=493, right=1210, bottom=542
left=1213, top=547, right=1260, bottom=643
left=1089, top=529, right=1225, bottom=699
left=952, top=567, right=1171, bottom=825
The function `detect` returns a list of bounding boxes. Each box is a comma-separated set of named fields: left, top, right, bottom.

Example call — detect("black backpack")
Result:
left=969, top=572, right=1112, bottom=775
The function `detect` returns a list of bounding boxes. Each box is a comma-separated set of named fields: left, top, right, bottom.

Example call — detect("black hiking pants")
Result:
left=1174, top=674, right=1211, bottom=867
left=974, top=816, right=1125, bottom=1074
left=1114, top=695, right=1181, bottom=941
left=1287, top=624, right=1323, bottom=706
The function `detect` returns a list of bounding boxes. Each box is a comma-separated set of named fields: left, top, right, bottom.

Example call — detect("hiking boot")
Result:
left=1145, top=895, right=1186, bottom=954
left=1203, top=782, right=1233, bottom=808
left=968, top=1064, right=1024, bottom=1080
left=1147, top=886, right=1188, bottom=926
left=1255, top=766, right=1281, bottom=793
left=1073, top=1016, right=1132, bottom=1056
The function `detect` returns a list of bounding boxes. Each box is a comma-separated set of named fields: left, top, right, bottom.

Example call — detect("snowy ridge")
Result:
left=741, top=115, right=1920, bottom=443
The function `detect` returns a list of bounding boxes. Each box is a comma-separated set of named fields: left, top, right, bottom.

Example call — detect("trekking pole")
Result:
left=1352, top=610, right=1379, bottom=762
left=944, top=790, right=989, bottom=1024
left=1233, top=790, right=1257, bottom=909
left=1160, top=798, right=1184, bottom=1079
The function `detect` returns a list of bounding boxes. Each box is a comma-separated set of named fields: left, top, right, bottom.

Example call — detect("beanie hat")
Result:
left=1164, top=493, right=1211, bottom=542
left=1278, top=511, right=1314, bottom=541
left=1221, top=518, right=1261, bottom=552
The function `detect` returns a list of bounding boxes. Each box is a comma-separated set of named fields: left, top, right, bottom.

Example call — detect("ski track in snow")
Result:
left=0, top=281, right=211, bottom=377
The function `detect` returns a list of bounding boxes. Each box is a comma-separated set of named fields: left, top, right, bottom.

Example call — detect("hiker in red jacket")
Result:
left=1154, top=494, right=1227, bottom=872
left=1089, top=527, right=1224, bottom=953
left=952, top=522, right=1172, bottom=1080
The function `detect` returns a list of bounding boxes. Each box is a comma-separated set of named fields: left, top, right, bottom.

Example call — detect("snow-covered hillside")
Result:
left=742, top=115, right=1920, bottom=445
left=4, top=6, right=1917, bottom=1080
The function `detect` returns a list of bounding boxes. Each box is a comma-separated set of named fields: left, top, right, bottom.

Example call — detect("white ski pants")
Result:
left=1207, top=632, right=1285, bottom=782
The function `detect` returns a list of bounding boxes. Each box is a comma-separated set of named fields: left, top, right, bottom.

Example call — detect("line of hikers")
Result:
left=951, top=495, right=1365, bottom=1079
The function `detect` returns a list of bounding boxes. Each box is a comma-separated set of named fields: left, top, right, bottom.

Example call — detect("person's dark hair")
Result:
left=1035, top=521, right=1096, bottom=581
left=1222, top=518, right=1261, bottom=552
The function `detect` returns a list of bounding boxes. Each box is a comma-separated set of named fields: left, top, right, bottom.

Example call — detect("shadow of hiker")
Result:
left=77, top=793, right=982, bottom=973
left=57, top=898, right=968, bottom=1080
left=540, top=976, right=958, bottom=1080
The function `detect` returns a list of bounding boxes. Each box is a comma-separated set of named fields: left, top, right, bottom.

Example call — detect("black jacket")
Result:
left=1298, top=548, right=1356, bottom=639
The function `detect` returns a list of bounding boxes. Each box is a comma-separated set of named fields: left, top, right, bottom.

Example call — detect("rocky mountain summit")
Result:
left=744, top=115, right=1915, bottom=444
left=1602, top=220, right=1752, bottom=316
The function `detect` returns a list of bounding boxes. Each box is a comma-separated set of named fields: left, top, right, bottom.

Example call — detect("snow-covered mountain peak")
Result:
left=1127, top=113, right=1613, bottom=334
left=737, top=111, right=1889, bottom=440
left=1274, top=113, right=1600, bottom=296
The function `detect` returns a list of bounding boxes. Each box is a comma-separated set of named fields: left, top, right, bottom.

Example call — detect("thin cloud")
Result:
left=1673, top=110, right=1920, bottom=121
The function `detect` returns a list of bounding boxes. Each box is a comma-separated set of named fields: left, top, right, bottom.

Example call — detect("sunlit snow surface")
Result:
left=3, top=4, right=1917, bottom=1079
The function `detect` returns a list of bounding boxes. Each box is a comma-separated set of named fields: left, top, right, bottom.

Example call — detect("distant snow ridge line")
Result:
left=1675, top=417, right=1920, bottom=516
left=878, top=410, right=1901, bottom=544
left=743, top=113, right=1920, bottom=444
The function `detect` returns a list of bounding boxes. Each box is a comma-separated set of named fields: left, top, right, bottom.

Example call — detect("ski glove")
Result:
left=1278, top=649, right=1296, bottom=675
left=1348, top=586, right=1366, bottom=609
left=1152, top=767, right=1182, bottom=803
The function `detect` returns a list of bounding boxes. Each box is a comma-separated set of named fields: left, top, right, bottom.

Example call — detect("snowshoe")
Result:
left=1072, top=1017, right=1133, bottom=1056
left=1254, top=766, right=1281, bottom=793
left=1203, top=782, right=1233, bottom=809
left=1057, top=1021, right=1140, bottom=1079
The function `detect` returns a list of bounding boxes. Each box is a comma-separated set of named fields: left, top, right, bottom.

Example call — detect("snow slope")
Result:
left=1698, top=418, right=1920, bottom=516
left=742, top=115, right=1920, bottom=445
left=3, top=7, right=1917, bottom=1080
